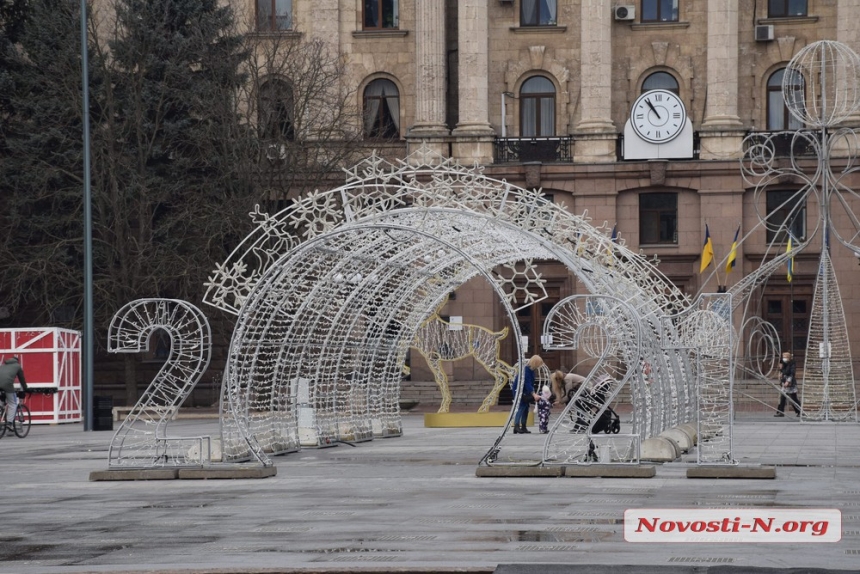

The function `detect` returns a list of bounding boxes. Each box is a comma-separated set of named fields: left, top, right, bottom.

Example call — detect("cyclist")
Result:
left=0, top=356, right=28, bottom=430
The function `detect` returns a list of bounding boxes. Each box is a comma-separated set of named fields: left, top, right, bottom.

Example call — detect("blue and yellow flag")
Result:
left=786, top=234, right=794, bottom=283
left=725, top=225, right=740, bottom=275
left=700, top=224, right=714, bottom=274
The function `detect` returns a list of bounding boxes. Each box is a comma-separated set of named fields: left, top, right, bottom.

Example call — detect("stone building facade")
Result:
left=245, top=0, right=860, bottom=389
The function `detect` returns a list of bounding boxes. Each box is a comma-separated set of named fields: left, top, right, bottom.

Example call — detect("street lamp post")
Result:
left=80, top=0, right=93, bottom=431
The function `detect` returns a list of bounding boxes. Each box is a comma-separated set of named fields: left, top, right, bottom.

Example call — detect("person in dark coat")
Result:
left=0, top=356, right=28, bottom=427
left=775, top=351, right=800, bottom=417
left=511, top=355, right=543, bottom=434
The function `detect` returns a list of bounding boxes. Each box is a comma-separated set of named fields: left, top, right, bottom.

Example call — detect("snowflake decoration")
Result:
left=288, top=189, right=344, bottom=240
left=492, top=259, right=548, bottom=312
left=203, top=260, right=259, bottom=315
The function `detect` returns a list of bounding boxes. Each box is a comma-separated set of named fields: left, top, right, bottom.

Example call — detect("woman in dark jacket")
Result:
left=511, top=355, right=543, bottom=433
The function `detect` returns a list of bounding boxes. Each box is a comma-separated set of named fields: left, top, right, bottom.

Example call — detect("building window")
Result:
left=768, top=0, right=807, bottom=17
left=766, top=190, right=806, bottom=243
left=521, top=0, right=558, bottom=26
left=520, top=76, right=555, bottom=137
left=639, top=193, right=678, bottom=245
left=257, top=0, right=292, bottom=32
left=364, top=79, right=400, bottom=139
left=642, top=71, right=680, bottom=95
left=259, top=79, right=295, bottom=141
left=641, top=0, right=679, bottom=23
left=767, top=68, right=803, bottom=130
left=364, top=0, right=399, bottom=30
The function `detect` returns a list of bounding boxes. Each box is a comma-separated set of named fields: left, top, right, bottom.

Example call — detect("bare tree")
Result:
left=0, top=1, right=387, bottom=406
left=232, top=24, right=370, bottom=210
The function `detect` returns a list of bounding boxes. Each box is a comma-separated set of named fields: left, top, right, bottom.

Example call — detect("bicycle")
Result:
left=0, top=390, right=31, bottom=438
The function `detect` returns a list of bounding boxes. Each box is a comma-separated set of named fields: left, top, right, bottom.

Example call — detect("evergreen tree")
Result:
left=0, top=0, right=253, bottom=403
left=0, top=0, right=90, bottom=326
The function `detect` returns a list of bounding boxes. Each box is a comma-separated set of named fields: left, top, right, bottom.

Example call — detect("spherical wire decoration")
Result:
left=783, top=40, right=860, bottom=129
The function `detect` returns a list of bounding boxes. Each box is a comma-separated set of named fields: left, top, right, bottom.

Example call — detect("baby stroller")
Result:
left=566, top=375, right=621, bottom=461
left=592, top=404, right=621, bottom=434
left=564, top=374, right=621, bottom=434
left=567, top=392, right=621, bottom=434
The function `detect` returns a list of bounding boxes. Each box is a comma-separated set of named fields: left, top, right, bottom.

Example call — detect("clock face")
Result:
left=631, top=89, right=686, bottom=144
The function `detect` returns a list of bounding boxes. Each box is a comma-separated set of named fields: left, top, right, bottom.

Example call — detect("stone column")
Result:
left=451, top=0, right=495, bottom=164
left=837, top=0, right=860, bottom=128
left=837, top=0, right=860, bottom=54
left=698, top=0, right=745, bottom=159
left=407, top=0, right=449, bottom=157
left=574, top=0, right=617, bottom=163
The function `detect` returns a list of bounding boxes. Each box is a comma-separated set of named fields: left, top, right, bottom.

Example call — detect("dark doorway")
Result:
left=762, top=290, right=811, bottom=367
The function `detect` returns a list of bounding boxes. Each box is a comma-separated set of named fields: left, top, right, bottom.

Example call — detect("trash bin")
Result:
left=93, top=396, right=113, bottom=431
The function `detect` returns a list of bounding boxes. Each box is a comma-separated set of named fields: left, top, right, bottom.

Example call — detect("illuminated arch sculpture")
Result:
left=201, top=145, right=717, bottom=466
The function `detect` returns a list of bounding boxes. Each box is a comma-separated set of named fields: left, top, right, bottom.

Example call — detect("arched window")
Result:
left=642, top=71, right=680, bottom=94
left=767, top=68, right=803, bottom=130
left=767, top=189, right=806, bottom=242
left=363, top=79, right=400, bottom=139
left=520, top=76, right=555, bottom=137
left=258, top=79, right=294, bottom=141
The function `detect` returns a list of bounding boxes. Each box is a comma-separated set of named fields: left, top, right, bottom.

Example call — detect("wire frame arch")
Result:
left=206, top=144, right=721, bottom=467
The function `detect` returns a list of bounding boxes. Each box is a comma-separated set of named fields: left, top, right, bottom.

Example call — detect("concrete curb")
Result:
left=476, top=465, right=563, bottom=477
left=476, top=464, right=656, bottom=478
left=565, top=464, right=656, bottom=478
left=687, top=465, right=777, bottom=479
left=88, top=466, right=277, bottom=481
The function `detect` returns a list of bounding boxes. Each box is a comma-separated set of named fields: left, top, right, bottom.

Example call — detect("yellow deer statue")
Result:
left=411, top=298, right=517, bottom=413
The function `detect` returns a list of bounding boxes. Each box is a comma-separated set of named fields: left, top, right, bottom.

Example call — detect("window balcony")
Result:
left=494, top=136, right=574, bottom=163
left=745, top=131, right=817, bottom=158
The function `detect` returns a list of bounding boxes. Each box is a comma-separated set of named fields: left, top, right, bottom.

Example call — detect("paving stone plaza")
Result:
left=4, top=411, right=860, bottom=574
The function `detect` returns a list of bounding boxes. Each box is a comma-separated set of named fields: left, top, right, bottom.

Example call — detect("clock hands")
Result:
left=644, top=98, right=661, bottom=119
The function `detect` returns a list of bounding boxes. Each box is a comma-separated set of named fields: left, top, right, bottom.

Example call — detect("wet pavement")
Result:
left=3, top=412, right=860, bottom=573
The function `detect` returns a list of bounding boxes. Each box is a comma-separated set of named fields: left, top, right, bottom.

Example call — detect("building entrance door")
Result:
left=513, top=282, right=563, bottom=371
left=762, top=291, right=812, bottom=366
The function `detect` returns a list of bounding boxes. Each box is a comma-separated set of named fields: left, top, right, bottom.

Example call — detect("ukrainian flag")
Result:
left=700, top=224, right=714, bottom=274
left=786, top=234, right=794, bottom=283
left=725, top=225, right=740, bottom=274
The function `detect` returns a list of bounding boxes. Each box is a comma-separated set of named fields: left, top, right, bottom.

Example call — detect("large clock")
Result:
left=630, top=89, right=686, bottom=144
